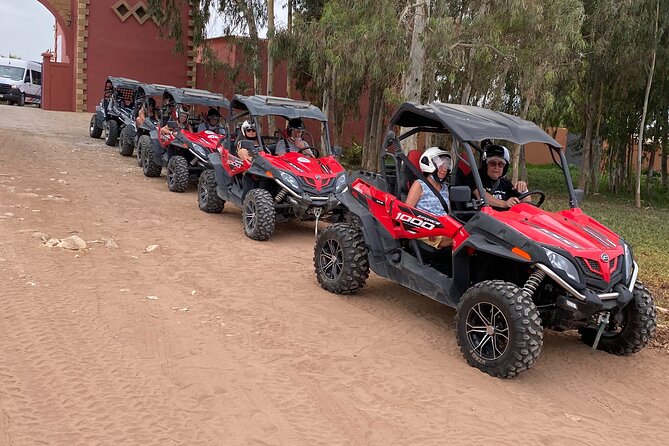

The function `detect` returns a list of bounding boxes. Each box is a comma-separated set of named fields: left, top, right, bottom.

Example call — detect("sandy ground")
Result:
left=0, top=105, right=668, bottom=445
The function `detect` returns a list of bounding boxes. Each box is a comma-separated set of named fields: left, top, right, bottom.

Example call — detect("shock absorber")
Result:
left=522, top=269, right=546, bottom=299
left=275, top=189, right=288, bottom=203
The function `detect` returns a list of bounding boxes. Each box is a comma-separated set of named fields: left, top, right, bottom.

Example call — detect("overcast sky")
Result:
left=0, top=1, right=55, bottom=61
left=0, top=1, right=289, bottom=62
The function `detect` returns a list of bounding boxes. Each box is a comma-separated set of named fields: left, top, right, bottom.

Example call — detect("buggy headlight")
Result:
left=623, top=242, right=634, bottom=282
left=279, top=171, right=301, bottom=191
left=191, top=143, right=208, bottom=159
left=542, top=247, right=579, bottom=282
left=335, top=173, right=347, bottom=192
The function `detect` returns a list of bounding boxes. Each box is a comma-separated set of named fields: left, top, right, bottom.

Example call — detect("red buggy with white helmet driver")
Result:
left=314, top=101, right=656, bottom=379
left=197, top=95, right=347, bottom=241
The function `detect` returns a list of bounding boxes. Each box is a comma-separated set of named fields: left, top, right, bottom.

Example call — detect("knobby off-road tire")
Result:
left=105, top=120, right=119, bottom=146
left=242, top=189, right=275, bottom=241
left=314, top=223, right=370, bottom=295
left=89, top=115, right=103, bottom=138
left=142, top=142, right=162, bottom=177
left=167, top=155, right=189, bottom=192
left=118, top=126, right=134, bottom=156
left=198, top=169, right=225, bottom=213
left=579, top=281, right=656, bottom=355
left=137, top=134, right=151, bottom=167
left=455, top=280, right=543, bottom=379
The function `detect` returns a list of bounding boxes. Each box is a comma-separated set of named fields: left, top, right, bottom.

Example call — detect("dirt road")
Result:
left=0, top=105, right=667, bottom=445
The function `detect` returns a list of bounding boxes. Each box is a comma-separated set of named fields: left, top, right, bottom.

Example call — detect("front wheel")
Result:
left=89, top=115, right=103, bottom=138
left=17, top=93, right=24, bottom=106
left=579, top=281, right=656, bottom=355
left=455, top=280, right=543, bottom=378
left=242, top=189, right=275, bottom=241
left=314, top=223, right=369, bottom=294
left=105, top=120, right=119, bottom=146
left=198, top=169, right=225, bottom=213
left=137, top=134, right=151, bottom=167
left=142, top=141, right=162, bottom=177
left=167, top=155, right=189, bottom=192
left=118, top=126, right=134, bottom=156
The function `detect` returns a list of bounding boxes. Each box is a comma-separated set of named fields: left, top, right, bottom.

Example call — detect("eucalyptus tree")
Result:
left=148, top=0, right=268, bottom=93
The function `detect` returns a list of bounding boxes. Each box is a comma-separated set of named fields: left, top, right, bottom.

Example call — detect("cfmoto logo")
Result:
left=601, top=253, right=610, bottom=262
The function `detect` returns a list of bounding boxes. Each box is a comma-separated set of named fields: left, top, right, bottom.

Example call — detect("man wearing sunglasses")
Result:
left=469, top=144, right=531, bottom=210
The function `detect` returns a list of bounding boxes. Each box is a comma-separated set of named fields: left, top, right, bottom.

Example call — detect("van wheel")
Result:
left=17, top=93, right=24, bottom=107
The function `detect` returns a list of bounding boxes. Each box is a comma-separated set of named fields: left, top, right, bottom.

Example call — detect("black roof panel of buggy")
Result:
left=390, top=102, right=561, bottom=148
left=106, top=76, right=142, bottom=91
left=137, top=83, right=174, bottom=98
left=230, top=95, right=327, bottom=121
left=164, top=87, right=230, bottom=107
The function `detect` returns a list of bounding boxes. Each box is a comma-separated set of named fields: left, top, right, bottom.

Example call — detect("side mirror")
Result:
left=240, top=139, right=259, bottom=154
left=168, top=120, right=178, bottom=128
left=450, top=185, right=472, bottom=202
left=332, top=146, right=343, bottom=156
left=574, top=188, right=585, bottom=203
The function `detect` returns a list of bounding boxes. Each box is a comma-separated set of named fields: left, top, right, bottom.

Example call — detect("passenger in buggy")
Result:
left=198, top=108, right=226, bottom=135
left=275, top=118, right=314, bottom=157
left=405, top=146, right=453, bottom=249
left=236, top=120, right=261, bottom=161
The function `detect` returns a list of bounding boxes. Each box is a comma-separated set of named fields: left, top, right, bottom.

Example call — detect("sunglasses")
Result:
left=487, top=160, right=506, bottom=168
left=245, top=128, right=257, bottom=133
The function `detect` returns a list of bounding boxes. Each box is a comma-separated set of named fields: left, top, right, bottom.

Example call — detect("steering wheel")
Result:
left=516, top=190, right=546, bottom=207
left=299, top=146, right=320, bottom=158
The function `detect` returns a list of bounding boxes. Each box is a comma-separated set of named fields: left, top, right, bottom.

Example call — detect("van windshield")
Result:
left=0, top=65, right=25, bottom=81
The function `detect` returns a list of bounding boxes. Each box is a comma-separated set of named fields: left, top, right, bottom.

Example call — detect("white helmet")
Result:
left=241, top=120, right=256, bottom=133
left=419, top=147, right=452, bottom=174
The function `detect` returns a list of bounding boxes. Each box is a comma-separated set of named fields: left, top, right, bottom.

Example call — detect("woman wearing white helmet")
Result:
left=468, top=144, right=531, bottom=209
left=405, top=146, right=453, bottom=249
left=236, top=119, right=260, bottom=161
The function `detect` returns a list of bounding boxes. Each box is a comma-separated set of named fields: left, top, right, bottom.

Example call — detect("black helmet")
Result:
left=287, top=118, right=305, bottom=133
left=483, top=144, right=511, bottom=175
left=147, top=97, right=156, bottom=108
left=207, top=108, right=220, bottom=119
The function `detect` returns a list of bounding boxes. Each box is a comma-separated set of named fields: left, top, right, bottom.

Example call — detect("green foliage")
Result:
left=339, top=142, right=363, bottom=170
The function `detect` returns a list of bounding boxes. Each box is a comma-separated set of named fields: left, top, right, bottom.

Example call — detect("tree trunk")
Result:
left=235, top=0, right=262, bottom=93
left=460, top=47, right=475, bottom=105
left=636, top=1, right=659, bottom=208
left=578, top=92, right=595, bottom=192
left=646, top=129, right=657, bottom=194
left=362, top=87, right=384, bottom=172
left=400, top=0, right=427, bottom=152
left=267, top=0, right=275, bottom=96
left=662, top=110, right=668, bottom=187
left=286, top=0, right=292, bottom=97
left=589, top=83, right=604, bottom=193
left=512, top=97, right=532, bottom=183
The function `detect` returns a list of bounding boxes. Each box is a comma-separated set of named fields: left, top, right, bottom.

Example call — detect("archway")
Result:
left=0, top=1, right=63, bottom=61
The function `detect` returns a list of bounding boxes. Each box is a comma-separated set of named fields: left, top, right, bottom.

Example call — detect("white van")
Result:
left=0, top=57, right=42, bottom=106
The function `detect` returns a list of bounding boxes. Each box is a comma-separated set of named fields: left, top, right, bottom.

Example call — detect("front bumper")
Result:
left=0, top=88, right=21, bottom=102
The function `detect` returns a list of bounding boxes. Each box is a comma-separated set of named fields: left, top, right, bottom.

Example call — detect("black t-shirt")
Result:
left=467, top=168, right=520, bottom=203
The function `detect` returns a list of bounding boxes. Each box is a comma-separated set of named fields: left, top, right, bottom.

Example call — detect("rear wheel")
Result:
left=314, top=223, right=369, bottom=294
left=167, top=155, right=189, bottom=192
left=242, top=189, right=275, bottom=241
left=455, top=280, right=543, bottom=378
left=198, top=169, right=225, bottom=213
left=142, top=141, right=162, bottom=177
left=89, top=115, right=103, bottom=138
left=17, top=93, right=24, bottom=106
left=105, top=120, right=119, bottom=146
left=137, top=134, right=151, bottom=167
left=118, top=126, right=134, bottom=156
left=579, top=281, right=656, bottom=355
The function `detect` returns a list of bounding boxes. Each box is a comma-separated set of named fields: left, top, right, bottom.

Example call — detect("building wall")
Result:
left=84, top=0, right=192, bottom=112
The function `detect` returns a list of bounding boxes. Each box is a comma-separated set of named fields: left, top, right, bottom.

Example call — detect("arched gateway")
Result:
left=37, top=0, right=195, bottom=112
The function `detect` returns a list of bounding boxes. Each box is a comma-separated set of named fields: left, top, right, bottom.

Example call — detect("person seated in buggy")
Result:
left=160, top=103, right=194, bottom=139
left=198, top=108, right=226, bottom=135
left=136, top=97, right=158, bottom=127
left=405, top=147, right=453, bottom=249
left=236, top=120, right=261, bottom=162
left=275, top=118, right=314, bottom=157
left=466, top=144, right=531, bottom=210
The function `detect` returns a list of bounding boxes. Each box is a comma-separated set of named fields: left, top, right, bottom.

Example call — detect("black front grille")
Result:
left=0, top=84, right=11, bottom=94
left=576, top=255, right=624, bottom=292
